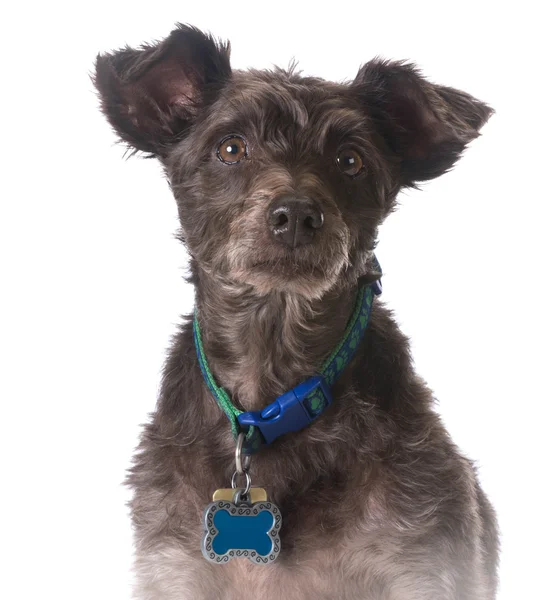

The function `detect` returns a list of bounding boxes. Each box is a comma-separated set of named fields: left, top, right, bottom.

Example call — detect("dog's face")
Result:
left=95, top=25, right=492, bottom=298
left=167, top=71, right=391, bottom=297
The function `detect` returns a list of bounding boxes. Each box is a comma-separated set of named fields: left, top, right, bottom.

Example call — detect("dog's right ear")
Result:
left=94, top=24, right=231, bottom=156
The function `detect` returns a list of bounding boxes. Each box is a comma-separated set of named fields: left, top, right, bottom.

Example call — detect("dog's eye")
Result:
left=336, top=149, right=363, bottom=177
left=217, top=136, right=248, bottom=164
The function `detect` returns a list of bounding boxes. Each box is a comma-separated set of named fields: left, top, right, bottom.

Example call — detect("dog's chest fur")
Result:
left=128, top=305, right=497, bottom=600
left=132, top=447, right=492, bottom=600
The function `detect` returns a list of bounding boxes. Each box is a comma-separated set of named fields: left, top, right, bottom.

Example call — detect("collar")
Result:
left=193, top=260, right=382, bottom=454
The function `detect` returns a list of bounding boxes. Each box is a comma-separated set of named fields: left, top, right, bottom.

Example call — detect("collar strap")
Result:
left=193, top=263, right=382, bottom=454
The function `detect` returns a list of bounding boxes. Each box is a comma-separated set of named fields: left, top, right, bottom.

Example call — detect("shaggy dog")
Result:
left=95, top=24, right=498, bottom=599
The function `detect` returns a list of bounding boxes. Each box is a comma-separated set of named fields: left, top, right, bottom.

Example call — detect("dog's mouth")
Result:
left=250, top=256, right=325, bottom=275
left=234, top=254, right=336, bottom=297
left=234, top=243, right=349, bottom=297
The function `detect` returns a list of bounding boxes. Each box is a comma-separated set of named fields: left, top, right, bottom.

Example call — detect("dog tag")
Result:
left=202, top=494, right=282, bottom=564
left=212, top=487, right=268, bottom=502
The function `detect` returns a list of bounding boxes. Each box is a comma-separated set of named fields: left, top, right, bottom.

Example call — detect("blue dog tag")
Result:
left=202, top=499, right=282, bottom=564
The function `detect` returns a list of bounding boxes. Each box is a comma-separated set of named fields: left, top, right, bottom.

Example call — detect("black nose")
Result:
left=267, top=195, right=324, bottom=248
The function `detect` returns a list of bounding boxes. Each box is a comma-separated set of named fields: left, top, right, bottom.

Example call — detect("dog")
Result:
left=94, top=24, right=499, bottom=600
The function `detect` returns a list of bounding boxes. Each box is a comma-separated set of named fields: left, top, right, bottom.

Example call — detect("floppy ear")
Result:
left=94, top=24, right=231, bottom=156
left=353, top=60, right=493, bottom=186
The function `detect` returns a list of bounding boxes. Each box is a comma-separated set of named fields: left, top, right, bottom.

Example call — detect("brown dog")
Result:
left=95, top=24, right=498, bottom=599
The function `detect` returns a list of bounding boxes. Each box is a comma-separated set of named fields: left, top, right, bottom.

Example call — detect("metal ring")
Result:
left=233, top=488, right=251, bottom=506
left=235, top=432, right=252, bottom=476
left=231, top=470, right=252, bottom=496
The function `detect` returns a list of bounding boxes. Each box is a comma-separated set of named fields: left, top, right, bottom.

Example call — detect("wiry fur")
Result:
left=94, top=24, right=498, bottom=599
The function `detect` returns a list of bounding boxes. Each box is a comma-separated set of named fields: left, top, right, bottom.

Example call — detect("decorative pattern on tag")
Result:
left=201, top=500, right=282, bottom=564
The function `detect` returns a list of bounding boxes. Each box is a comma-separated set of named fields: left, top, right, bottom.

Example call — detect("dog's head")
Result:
left=95, top=25, right=492, bottom=298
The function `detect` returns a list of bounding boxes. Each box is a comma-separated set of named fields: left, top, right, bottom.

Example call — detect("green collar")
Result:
left=193, top=269, right=382, bottom=454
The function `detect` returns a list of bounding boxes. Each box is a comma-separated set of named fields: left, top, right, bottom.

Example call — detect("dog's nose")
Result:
left=267, top=195, right=324, bottom=248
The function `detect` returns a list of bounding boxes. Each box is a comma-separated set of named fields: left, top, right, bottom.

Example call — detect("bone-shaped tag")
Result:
left=201, top=500, right=282, bottom=564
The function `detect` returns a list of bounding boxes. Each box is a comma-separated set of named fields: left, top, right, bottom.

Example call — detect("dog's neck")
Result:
left=194, top=269, right=358, bottom=411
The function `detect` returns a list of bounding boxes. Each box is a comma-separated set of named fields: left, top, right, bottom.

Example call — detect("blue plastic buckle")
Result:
left=237, top=375, right=333, bottom=445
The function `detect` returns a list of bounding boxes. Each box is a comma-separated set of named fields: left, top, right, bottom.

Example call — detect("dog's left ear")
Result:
left=353, top=60, right=493, bottom=186
left=94, top=24, right=231, bottom=156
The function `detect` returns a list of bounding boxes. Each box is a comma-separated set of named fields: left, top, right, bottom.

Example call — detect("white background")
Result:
left=1, top=1, right=550, bottom=598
